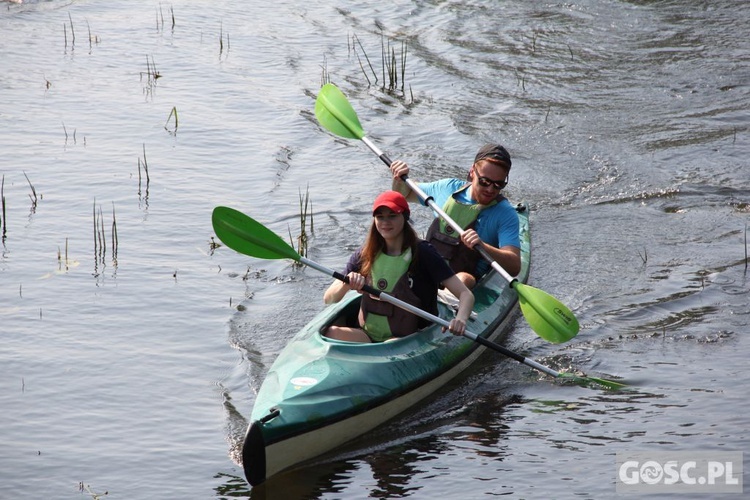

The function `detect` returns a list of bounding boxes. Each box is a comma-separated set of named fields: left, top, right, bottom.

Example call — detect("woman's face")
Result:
left=373, top=208, right=405, bottom=240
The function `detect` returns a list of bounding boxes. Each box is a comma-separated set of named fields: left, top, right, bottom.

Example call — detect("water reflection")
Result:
left=220, top=385, right=248, bottom=468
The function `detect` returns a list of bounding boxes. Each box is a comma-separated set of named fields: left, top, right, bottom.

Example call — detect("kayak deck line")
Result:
left=258, top=408, right=280, bottom=424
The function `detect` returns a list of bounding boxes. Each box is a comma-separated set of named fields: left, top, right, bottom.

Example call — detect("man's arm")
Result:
left=460, top=229, right=522, bottom=277
left=389, top=160, right=421, bottom=202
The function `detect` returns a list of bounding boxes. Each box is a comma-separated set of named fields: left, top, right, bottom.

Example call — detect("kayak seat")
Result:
left=321, top=295, right=363, bottom=333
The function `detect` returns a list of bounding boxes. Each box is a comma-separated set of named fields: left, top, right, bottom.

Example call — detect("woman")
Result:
left=324, top=190, right=474, bottom=343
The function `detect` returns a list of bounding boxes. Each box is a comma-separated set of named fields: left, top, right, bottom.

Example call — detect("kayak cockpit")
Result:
left=316, top=291, right=458, bottom=346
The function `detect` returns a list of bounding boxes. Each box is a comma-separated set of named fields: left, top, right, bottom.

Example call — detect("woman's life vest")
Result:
left=360, top=247, right=423, bottom=342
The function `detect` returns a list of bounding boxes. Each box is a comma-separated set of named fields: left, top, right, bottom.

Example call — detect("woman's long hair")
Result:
left=359, top=214, right=420, bottom=278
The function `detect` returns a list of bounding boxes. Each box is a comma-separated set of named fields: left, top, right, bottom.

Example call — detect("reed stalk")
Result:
left=219, top=22, right=229, bottom=57
left=320, top=55, right=331, bottom=87
left=93, top=200, right=118, bottom=273
left=23, top=172, right=38, bottom=210
left=164, top=107, right=178, bottom=134
left=1, top=175, right=6, bottom=239
left=86, top=20, right=97, bottom=50
left=111, top=202, right=118, bottom=266
left=138, top=146, right=150, bottom=207
left=68, top=12, right=75, bottom=47
left=638, top=248, right=648, bottom=264
left=99, top=205, right=106, bottom=260
left=352, top=33, right=408, bottom=96
left=93, top=199, right=99, bottom=275
left=352, top=33, right=377, bottom=84
left=141, top=143, right=150, bottom=183
left=290, top=186, right=313, bottom=262
left=400, top=39, right=407, bottom=92
left=381, top=36, right=407, bottom=91
left=744, top=223, right=748, bottom=272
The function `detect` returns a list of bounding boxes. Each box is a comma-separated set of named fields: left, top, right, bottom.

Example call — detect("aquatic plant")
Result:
left=290, top=186, right=313, bottom=262
left=164, top=106, right=178, bottom=134
left=219, top=21, right=230, bottom=58
left=1, top=175, right=6, bottom=240
left=64, top=12, right=75, bottom=49
left=209, top=236, right=221, bottom=256
left=57, top=238, right=69, bottom=272
left=320, top=55, right=331, bottom=87
left=381, top=36, right=407, bottom=93
left=86, top=20, right=100, bottom=50
left=62, top=122, right=77, bottom=145
left=111, top=202, right=118, bottom=266
left=350, top=33, right=376, bottom=86
left=140, top=56, right=161, bottom=100
left=349, top=33, right=412, bottom=102
left=92, top=199, right=118, bottom=276
left=638, top=247, right=648, bottom=264
left=23, top=172, right=38, bottom=212
left=79, top=482, right=107, bottom=499
left=156, top=4, right=175, bottom=32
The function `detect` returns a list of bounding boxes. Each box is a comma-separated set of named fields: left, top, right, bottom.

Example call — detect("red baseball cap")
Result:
left=372, top=191, right=410, bottom=216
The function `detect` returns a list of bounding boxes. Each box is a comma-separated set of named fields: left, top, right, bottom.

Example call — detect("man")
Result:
left=390, top=143, right=521, bottom=289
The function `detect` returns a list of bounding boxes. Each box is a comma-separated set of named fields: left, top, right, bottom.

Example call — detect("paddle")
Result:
left=315, top=83, right=579, bottom=344
left=211, top=206, right=625, bottom=390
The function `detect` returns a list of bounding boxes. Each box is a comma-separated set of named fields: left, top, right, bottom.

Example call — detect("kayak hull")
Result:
left=242, top=204, right=530, bottom=486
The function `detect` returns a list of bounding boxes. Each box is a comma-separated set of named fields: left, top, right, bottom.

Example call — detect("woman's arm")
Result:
left=442, top=274, right=475, bottom=335
left=323, top=280, right=349, bottom=304
left=323, top=272, right=367, bottom=304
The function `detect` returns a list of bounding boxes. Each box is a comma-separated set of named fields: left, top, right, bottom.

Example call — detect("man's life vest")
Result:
left=425, top=185, right=499, bottom=277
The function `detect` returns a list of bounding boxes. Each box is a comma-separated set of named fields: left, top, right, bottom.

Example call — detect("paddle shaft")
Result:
left=300, top=255, right=561, bottom=379
left=212, top=206, right=596, bottom=384
left=359, top=137, right=518, bottom=286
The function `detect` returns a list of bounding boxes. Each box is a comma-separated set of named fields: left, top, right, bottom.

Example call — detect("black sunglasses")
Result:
left=472, top=165, right=507, bottom=190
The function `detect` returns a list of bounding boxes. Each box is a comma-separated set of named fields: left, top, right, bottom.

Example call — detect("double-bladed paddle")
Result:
left=315, top=83, right=579, bottom=344
left=212, top=206, right=625, bottom=390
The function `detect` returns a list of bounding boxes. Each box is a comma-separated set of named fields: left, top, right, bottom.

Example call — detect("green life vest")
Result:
left=425, top=184, right=497, bottom=276
left=361, top=247, right=422, bottom=342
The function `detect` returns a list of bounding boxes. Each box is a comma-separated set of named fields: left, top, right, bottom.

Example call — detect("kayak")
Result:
left=241, top=203, right=531, bottom=486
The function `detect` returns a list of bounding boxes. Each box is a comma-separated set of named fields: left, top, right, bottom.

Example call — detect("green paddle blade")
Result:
left=557, top=372, right=628, bottom=390
left=212, top=206, right=301, bottom=262
left=315, top=83, right=365, bottom=140
left=514, top=282, right=579, bottom=344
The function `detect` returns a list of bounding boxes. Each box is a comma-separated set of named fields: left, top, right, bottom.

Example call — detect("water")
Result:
left=1, top=0, right=748, bottom=498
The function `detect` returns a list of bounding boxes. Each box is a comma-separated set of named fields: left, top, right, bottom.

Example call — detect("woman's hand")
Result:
left=346, top=272, right=366, bottom=293
left=444, top=317, right=467, bottom=336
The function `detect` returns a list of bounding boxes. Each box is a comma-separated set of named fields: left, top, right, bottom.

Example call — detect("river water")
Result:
left=1, top=0, right=747, bottom=498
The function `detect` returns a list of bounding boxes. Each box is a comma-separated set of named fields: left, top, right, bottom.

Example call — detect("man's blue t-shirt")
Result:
left=418, top=178, right=520, bottom=276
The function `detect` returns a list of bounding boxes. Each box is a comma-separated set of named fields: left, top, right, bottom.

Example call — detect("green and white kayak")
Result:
left=241, top=204, right=530, bottom=486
